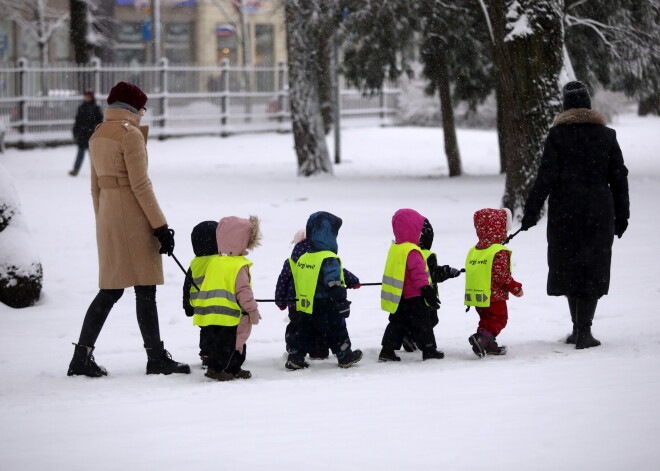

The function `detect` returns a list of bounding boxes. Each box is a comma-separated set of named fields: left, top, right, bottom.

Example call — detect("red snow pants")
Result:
left=476, top=300, right=508, bottom=337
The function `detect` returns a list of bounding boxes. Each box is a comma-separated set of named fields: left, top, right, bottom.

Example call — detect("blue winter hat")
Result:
left=305, top=211, right=342, bottom=254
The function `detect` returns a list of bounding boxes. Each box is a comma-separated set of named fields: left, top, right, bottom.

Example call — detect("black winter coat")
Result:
left=73, top=101, right=103, bottom=147
left=523, top=108, right=630, bottom=298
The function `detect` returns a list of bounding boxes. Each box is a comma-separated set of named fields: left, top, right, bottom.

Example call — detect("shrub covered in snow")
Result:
left=0, top=163, right=42, bottom=308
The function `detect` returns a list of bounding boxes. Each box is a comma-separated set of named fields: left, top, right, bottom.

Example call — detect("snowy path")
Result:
left=1, top=115, right=659, bottom=470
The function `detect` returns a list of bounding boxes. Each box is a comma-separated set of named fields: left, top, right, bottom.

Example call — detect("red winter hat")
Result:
left=107, top=81, right=148, bottom=110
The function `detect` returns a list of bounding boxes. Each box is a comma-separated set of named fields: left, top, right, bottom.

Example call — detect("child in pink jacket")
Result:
left=191, top=216, right=262, bottom=381
left=379, top=209, right=445, bottom=362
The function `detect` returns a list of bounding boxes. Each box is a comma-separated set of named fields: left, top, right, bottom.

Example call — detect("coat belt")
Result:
left=97, top=176, right=130, bottom=189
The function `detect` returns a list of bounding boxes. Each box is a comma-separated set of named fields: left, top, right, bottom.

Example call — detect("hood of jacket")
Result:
left=474, top=208, right=511, bottom=248
left=306, top=211, right=342, bottom=253
left=191, top=221, right=218, bottom=256
left=216, top=215, right=262, bottom=256
left=392, top=209, right=426, bottom=245
left=553, top=108, right=606, bottom=127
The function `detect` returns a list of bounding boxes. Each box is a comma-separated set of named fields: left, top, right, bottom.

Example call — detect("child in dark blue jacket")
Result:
left=283, top=211, right=363, bottom=370
left=275, top=229, right=361, bottom=361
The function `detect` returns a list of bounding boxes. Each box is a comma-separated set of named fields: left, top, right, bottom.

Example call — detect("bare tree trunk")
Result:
left=70, top=0, right=92, bottom=64
left=317, top=29, right=334, bottom=135
left=435, top=46, right=461, bottom=177
left=285, top=0, right=333, bottom=176
left=483, top=0, right=564, bottom=215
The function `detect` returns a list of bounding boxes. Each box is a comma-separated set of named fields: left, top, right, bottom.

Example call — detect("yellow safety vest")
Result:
left=191, top=255, right=252, bottom=327
left=187, top=256, right=213, bottom=302
left=381, top=242, right=431, bottom=313
left=289, top=251, right=345, bottom=314
left=464, top=244, right=511, bottom=307
left=420, top=249, right=439, bottom=297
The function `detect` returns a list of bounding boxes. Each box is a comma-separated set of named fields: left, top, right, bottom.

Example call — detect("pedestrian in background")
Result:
left=69, top=89, right=103, bottom=176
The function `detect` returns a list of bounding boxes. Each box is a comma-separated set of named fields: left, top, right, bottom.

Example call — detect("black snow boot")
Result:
left=205, top=367, right=235, bottom=381
left=67, top=343, right=107, bottom=377
left=574, top=296, right=601, bottom=350
left=233, top=369, right=252, bottom=379
left=285, top=350, right=309, bottom=370
left=378, top=348, right=401, bottom=362
left=422, top=348, right=445, bottom=360
left=566, top=297, right=578, bottom=344
left=337, top=349, right=363, bottom=368
left=576, top=328, right=601, bottom=349
left=402, top=335, right=418, bottom=352
left=145, top=342, right=191, bottom=375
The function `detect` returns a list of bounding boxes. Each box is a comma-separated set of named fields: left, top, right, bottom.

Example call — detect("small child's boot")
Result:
left=337, top=348, right=363, bottom=368
left=205, top=367, right=235, bottom=381
left=422, top=348, right=445, bottom=360
left=485, top=337, right=507, bottom=356
left=378, top=348, right=401, bottom=362
left=285, top=350, right=309, bottom=370
left=469, top=328, right=494, bottom=358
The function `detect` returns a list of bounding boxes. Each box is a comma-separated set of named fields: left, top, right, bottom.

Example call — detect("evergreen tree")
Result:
left=564, top=0, right=660, bottom=114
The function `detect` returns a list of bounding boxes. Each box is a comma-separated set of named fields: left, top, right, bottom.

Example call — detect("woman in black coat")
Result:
left=521, top=81, right=630, bottom=349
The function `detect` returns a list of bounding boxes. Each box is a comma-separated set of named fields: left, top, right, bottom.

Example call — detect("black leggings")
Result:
left=77, top=285, right=162, bottom=349
left=567, top=295, right=598, bottom=329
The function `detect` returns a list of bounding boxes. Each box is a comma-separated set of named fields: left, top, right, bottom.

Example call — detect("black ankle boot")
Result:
left=145, top=342, right=191, bottom=375
left=575, top=328, right=601, bottom=349
left=67, top=343, right=107, bottom=377
left=422, top=348, right=445, bottom=360
left=566, top=328, right=578, bottom=345
left=378, top=348, right=401, bottom=362
left=337, top=348, right=363, bottom=368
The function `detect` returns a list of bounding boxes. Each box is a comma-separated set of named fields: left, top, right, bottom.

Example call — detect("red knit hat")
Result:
left=107, top=81, right=148, bottom=110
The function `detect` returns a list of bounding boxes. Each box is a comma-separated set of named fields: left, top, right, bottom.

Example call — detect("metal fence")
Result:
left=0, top=58, right=400, bottom=145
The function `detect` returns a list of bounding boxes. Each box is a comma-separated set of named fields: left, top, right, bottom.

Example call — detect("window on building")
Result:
left=254, top=24, right=274, bottom=67
left=116, top=22, right=146, bottom=65
left=0, top=19, right=15, bottom=64
left=165, top=22, right=193, bottom=65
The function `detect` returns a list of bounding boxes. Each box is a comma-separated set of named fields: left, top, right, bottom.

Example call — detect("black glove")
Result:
left=154, top=227, right=175, bottom=256
left=442, top=265, right=462, bottom=279
left=615, top=218, right=628, bottom=239
left=420, top=284, right=440, bottom=310
left=520, top=213, right=537, bottom=231
left=329, top=285, right=351, bottom=318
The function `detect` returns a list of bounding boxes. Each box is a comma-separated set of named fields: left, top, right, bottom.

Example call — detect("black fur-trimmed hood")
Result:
left=553, top=108, right=607, bottom=127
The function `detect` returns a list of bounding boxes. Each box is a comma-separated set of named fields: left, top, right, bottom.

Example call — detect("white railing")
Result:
left=0, top=58, right=400, bottom=145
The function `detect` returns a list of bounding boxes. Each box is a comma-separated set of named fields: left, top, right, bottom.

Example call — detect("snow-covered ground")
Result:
left=1, top=114, right=659, bottom=470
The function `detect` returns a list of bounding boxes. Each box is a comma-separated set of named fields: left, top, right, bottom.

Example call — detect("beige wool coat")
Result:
left=89, top=108, right=167, bottom=289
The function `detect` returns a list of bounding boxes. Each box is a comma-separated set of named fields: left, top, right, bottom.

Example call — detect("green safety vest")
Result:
left=191, top=255, right=252, bottom=327
left=289, top=251, right=345, bottom=314
left=464, top=243, right=511, bottom=307
left=381, top=242, right=431, bottom=313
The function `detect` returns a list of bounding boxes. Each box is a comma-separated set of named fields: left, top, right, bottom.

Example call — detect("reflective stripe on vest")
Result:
left=381, top=242, right=431, bottom=313
left=464, top=244, right=511, bottom=307
left=192, top=255, right=252, bottom=327
left=289, top=251, right=344, bottom=314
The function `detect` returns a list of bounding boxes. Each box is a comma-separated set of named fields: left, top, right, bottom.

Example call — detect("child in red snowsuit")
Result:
left=465, top=208, right=523, bottom=357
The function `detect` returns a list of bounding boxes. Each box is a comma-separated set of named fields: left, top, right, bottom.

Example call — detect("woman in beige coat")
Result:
left=67, top=82, right=189, bottom=377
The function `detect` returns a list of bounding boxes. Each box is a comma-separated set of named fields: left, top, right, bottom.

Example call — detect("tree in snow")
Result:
left=284, top=0, right=333, bottom=176
left=479, top=0, right=564, bottom=215
left=419, top=0, right=494, bottom=177
left=0, top=164, right=43, bottom=309
left=0, top=0, right=69, bottom=66
left=563, top=0, right=660, bottom=115
left=342, top=0, right=493, bottom=177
